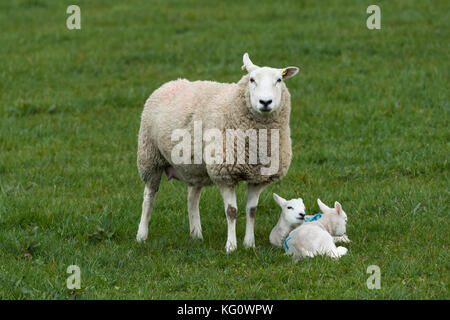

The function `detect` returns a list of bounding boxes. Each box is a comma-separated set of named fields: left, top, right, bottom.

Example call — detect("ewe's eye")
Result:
left=250, top=78, right=255, bottom=83
left=287, top=206, right=293, bottom=210
left=276, top=78, right=282, bottom=83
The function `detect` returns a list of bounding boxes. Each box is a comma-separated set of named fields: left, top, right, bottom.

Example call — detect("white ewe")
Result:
left=136, top=53, right=299, bottom=252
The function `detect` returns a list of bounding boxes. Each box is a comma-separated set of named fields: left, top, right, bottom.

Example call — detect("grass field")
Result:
left=0, top=0, right=448, bottom=299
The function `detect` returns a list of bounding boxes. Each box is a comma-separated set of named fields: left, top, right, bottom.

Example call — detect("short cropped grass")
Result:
left=0, top=0, right=448, bottom=299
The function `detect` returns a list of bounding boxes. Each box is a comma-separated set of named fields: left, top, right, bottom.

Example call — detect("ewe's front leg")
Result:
left=244, top=183, right=266, bottom=248
left=187, top=186, right=203, bottom=240
left=218, top=185, right=238, bottom=253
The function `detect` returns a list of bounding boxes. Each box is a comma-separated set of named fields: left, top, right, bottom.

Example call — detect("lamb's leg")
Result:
left=333, top=234, right=350, bottom=243
left=218, top=185, right=238, bottom=253
left=336, top=246, right=348, bottom=257
left=136, top=171, right=162, bottom=242
left=333, top=234, right=351, bottom=243
left=243, top=183, right=266, bottom=248
left=187, top=186, right=203, bottom=240
left=327, top=245, right=348, bottom=259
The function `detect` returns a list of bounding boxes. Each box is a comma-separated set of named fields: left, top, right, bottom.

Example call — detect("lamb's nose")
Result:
left=259, top=99, right=272, bottom=107
left=299, top=213, right=305, bottom=219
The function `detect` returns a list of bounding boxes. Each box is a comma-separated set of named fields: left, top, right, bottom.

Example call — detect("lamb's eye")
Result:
left=277, top=78, right=282, bottom=83
left=250, top=78, right=255, bottom=83
left=287, top=206, right=293, bottom=210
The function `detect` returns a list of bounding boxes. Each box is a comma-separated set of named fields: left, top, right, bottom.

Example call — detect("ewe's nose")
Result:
left=259, top=99, right=272, bottom=107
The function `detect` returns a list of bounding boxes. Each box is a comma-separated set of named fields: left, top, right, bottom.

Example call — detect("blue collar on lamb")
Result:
left=283, top=234, right=293, bottom=253
left=304, top=213, right=323, bottom=222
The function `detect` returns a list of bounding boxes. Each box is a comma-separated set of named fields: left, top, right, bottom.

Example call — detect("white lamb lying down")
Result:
left=283, top=199, right=350, bottom=260
left=270, top=195, right=350, bottom=247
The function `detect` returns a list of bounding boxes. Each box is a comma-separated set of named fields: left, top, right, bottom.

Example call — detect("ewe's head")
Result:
left=317, top=199, right=348, bottom=236
left=273, top=193, right=306, bottom=227
left=242, top=53, right=299, bottom=115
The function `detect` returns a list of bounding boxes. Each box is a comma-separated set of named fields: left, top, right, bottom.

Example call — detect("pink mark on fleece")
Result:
left=159, top=79, right=188, bottom=100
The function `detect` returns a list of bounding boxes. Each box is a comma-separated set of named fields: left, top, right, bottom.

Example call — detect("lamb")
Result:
left=136, top=53, right=300, bottom=252
left=269, top=193, right=306, bottom=247
left=283, top=199, right=350, bottom=260
left=270, top=195, right=351, bottom=247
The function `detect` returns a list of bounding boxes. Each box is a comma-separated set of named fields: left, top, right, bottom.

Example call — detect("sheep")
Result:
left=269, top=193, right=306, bottom=247
left=283, top=199, right=350, bottom=260
left=136, top=53, right=300, bottom=252
left=270, top=195, right=351, bottom=247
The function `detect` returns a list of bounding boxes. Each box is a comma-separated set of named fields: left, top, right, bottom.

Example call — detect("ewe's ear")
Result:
left=281, top=67, right=299, bottom=79
left=317, top=198, right=330, bottom=213
left=273, top=193, right=286, bottom=207
left=242, top=53, right=259, bottom=73
left=334, top=201, right=342, bottom=215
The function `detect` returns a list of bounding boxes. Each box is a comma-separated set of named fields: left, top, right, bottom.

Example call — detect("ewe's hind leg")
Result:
left=136, top=171, right=162, bottom=242
left=218, top=185, right=238, bottom=253
left=187, top=186, right=203, bottom=240
left=244, top=183, right=266, bottom=248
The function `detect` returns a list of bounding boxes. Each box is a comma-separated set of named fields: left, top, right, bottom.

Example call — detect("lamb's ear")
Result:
left=281, top=67, right=299, bottom=79
left=273, top=193, right=286, bottom=207
left=317, top=198, right=330, bottom=213
left=334, top=201, right=342, bottom=215
left=242, top=53, right=259, bottom=73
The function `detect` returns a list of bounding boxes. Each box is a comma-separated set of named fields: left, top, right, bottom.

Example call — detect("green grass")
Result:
left=0, top=0, right=449, bottom=299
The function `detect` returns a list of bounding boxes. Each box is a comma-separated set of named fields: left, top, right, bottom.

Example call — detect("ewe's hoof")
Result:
left=243, top=237, right=255, bottom=248
left=225, top=241, right=237, bottom=253
left=136, top=230, right=148, bottom=242
left=190, top=228, right=203, bottom=240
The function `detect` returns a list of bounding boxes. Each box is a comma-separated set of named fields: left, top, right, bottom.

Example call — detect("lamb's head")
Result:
left=273, top=193, right=306, bottom=227
left=317, top=199, right=348, bottom=236
left=242, top=53, right=299, bottom=114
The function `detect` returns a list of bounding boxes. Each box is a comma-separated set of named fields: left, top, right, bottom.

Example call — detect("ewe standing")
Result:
left=136, top=53, right=299, bottom=252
